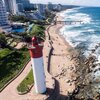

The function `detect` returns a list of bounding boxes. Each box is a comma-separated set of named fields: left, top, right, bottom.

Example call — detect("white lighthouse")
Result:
left=28, top=37, right=46, bottom=94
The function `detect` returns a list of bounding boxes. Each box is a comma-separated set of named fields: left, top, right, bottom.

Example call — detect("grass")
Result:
left=17, top=69, right=34, bottom=93
left=10, top=42, right=17, bottom=47
left=0, top=48, right=30, bottom=89
left=28, top=25, right=45, bottom=39
left=0, top=48, right=11, bottom=59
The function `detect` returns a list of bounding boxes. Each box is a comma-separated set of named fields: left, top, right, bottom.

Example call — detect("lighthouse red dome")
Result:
left=32, top=36, right=38, bottom=46
left=29, top=37, right=43, bottom=58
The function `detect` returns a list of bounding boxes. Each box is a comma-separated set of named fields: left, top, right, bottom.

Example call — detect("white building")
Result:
left=0, top=0, right=11, bottom=32
left=4, top=0, right=18, bottom=15
left=16, top=0, right=30, bottom=10
left=17, top=3, right=24, bottom=12
left=0, top=0, right=8, bottom=26
left=36, top=4, right=46, bottom=15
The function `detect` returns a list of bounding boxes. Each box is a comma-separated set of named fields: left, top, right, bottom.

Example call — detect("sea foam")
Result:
left=60, top=7, right=100, bottom=90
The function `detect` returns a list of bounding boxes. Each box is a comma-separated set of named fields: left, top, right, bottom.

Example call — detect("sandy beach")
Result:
left=49, top=12, right=100, bottom=100
left=46, top=13, right=79, bottom=99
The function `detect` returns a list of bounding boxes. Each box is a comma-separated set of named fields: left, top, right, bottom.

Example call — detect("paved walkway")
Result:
left=0, top=31, right=55, bottom=100
left=15, top=42, right=26, bottom=49
left=0, top=61, right=32, bottom=100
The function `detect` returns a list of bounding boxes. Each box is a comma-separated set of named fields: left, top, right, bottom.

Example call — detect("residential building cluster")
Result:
left=0, top=0, right=72, bottom=32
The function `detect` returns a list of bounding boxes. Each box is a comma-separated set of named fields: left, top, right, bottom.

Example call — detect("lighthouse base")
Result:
left=31, top=57, right=46, bottom=94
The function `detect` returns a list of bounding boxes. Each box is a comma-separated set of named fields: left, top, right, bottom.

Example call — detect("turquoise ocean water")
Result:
left=60, top=7, right=100, bottom=93
left=60, top=7, right=100, bottom=63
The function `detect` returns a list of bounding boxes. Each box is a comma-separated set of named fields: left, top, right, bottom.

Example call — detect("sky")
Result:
left=30, top=0, right=100, bottom=7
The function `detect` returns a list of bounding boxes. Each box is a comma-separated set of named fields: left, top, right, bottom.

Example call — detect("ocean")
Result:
left=60, top=7, right=100, bottom=57
left=60, top=7, right=100, bottom=95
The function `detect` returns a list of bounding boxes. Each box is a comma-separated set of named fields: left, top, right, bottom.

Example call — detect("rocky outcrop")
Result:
left=74, top=43, right=100, bottom=100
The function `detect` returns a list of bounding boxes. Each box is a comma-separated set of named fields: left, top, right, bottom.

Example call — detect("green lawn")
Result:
left=17, top=69, right=34, bottom=93
left=0, top=48, right=11, bottom=59
left=0, top=48, right=30, bottom=89
left=28, top=25, right=45, bottom=39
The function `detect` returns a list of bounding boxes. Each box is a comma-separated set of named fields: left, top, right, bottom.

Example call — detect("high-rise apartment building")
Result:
left=0, top=0, right=9, bottom=26
left=16, top=0, right=30, bottom=9
left=36, top=4, right=46, bottom=15
left=17, top=3, right=24, bottom=12
left=0, top=0, right=11, bottom=32
left=4, top=0, right=18, bottom=14
left=4, top=0, right=30, bottom=14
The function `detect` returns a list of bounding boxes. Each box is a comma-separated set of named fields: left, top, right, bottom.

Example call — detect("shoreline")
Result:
left=54, top=12, right=91, bottom=99
left=56, top=11, right=100, bottom=100
left=56, top=12, right=92, bottom=99
left=56, top=12, right=78, bottom=59
left=47, top=12, right=79, bottom=98
left=56, top=12, right=76, bottom=49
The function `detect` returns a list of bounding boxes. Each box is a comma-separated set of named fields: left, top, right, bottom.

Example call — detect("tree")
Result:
left=27, top=25, right=45, bottom=42
left=0, top=33, right=7, bottom=48
left=9, top=15, right=30, bottom=22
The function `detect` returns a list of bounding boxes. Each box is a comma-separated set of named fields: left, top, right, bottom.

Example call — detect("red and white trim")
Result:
left=28, top=37, right=46, bottom=94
